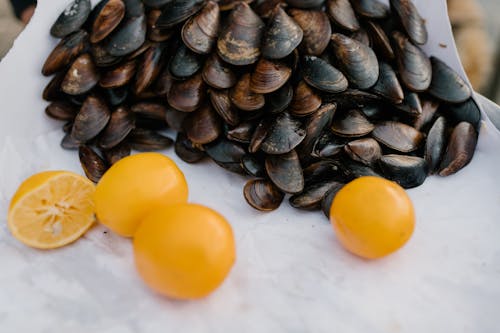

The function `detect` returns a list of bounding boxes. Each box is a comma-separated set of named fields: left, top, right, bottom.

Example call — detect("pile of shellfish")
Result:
left=42, top=0, right=481, bottom=215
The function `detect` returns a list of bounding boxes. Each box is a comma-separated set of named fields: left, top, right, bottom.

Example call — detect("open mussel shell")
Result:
left=261, top=112, right=306, bottom=155
left=42, top=30, right=88, bottom=76
left=167, top=73, right=206, bottom=112
left=244, top=179, right=284, bottom=211
left=379, top=154, right=428, bottom=188
left=290, top=81, right=322, bottom=117
left=134, top=43, right=165, bottom=95
left=202, top=53, right=237, bottom=89
left=413, top=98, right=440, bottom=131
left=344, top=138, right=382, bottom=166
left=265, top=150, right=304, bottom=194
left=261, top=7, right=303, bottom=60
left=298, top=103, right=336, bottom=160
left=330, top=33, right=379, bottom=89
left=184, top=104, right=222, bottom=145
left=90, top=0, right=125, bottom=43
left=230, top=73, right=265, bottom=111
left=128, top=128, right=173, bottom=151
left=350, top=0, right=389, bottom=19
left=286, top=0, right=324, bottom=9
left=241, top=154, right=265, bottom=177
left=156, top=0, right=205, bottom=29
left=182, top=0, right=220, bottom=54
left=45, top=101, right=79, bottom=121
left=331, top=109, right=374, bottom=137
left=217, top=2, right=265, bottom=66
left=227, top=121, right=256, bottom=143
left=425, top=116, right=448, bottom=174
left=105, top=14, right=146, bottom=57
left=99, top=59, right=136, bottom=88
left=174, top=132, right=206, bottom=163
left=71, top=95, right=111, bottom=142
left=392, top=31, right=432, bottom=92
left=289, top=9, right=331, bottom=56
left=438, top=121, right=478, bottom=176
left=98, top=106, right=135, bottom=149
left=371, top=62, right=404, bottom=104
left=365, top=21, right=394, bottom=61
left=428, top=57, right=472, bottom=104
left=290, top=180, right=344, bottom=210
left=302, top=56, right=348, bottom=93
left=79, top=145, right=109, bottom=183
left=390, top=0, right=428, bottom=45
left=208, top=89, right=240, bottom=126
left=372, top=121, right=424, bottom=153
left=61, top=54, right=100, bottom=95
left=395, top=91, right=422, bottom=115
left=326, top=0, right=360, bottom=32
left=51, top=0, right=91, bottom=38
left=444, top=98, right=481, bottom=130
left=250, top=59, right=292, bottom=94
left=204, top=139, right=246, bottom=174
left=103, top=140, right=131, bottom=165
left=170, top=44, right=203, bottom=79
left=311, top=131, right=346, bottom=158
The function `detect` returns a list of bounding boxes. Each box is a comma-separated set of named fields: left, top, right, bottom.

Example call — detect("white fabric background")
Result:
left=0, top=1, right=499, bottom=332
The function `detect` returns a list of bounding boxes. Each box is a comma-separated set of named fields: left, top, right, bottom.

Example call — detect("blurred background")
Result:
left=0, top=0, right=499, bottom=103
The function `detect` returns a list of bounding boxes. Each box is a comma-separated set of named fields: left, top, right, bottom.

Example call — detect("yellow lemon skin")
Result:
left=330, top=176, right=415, bottom=259
left=94, top=153, right=189, bottom=237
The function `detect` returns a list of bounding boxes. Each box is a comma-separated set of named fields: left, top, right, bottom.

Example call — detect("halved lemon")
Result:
left=8, top=171, right=96, bottom=249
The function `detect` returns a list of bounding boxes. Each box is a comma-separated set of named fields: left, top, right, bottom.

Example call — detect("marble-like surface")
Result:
left=0, top=1, right=500, bottom=332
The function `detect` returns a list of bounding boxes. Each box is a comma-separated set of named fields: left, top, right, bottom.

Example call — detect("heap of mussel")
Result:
left=42, top=0, right=481, bottom=215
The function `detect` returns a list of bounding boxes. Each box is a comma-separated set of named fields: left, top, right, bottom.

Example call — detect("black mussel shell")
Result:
left=174, top=132, right=206, bottom=163
left=311, top=131, right=346, bottom=158
left=105, top=14, right=147, bottom=57
left=99, top=59, right=136, bottom=88
left=230, top=73, right=265, bottom=111
left=290, top=180, right=344, bottom=210
left=261, top=112, right=306, bottom=154
left=156, top=0, right=205, bottom=29
left=379, top=154, right=428, bottom=188
left=249, top=117, right=272, bottom=153
left=330, top=33, right=379, bottom=89
left=244, top=179, right=284, bottom=211
left=321, top=184, right=344, bottom=218
left=184, top=104, right=222, bottom=145
left=128, top=128, right=173, bottom=151
left=61, top=54, right=100, bottom=95
left=413, top=98, right=440, bottom=131
left=394, top=91, right=422, bottom=115
left=71, top=95, right=111, bottom=142
left=209, top=89, right=240, bottom=126
left=167, top=73, right=206, bottom=112
left=45, top=101, right=79, bottom=121
left=297, top=103, right=336, bottom=161
left=289, top=9, right=331, bottom=56
left=261, top=6, right=303, bottom=60
left=103, top=141, right=131, bottom=165
left=51, top=0, right=91, bottom=38
left=302, top=56, right=348, bottom=93
left=90, top=0, right=126, bottom=43
left=290, top=81, right=322, bottom=117
left=105, top=86, right=129, bottom=106
left=350, top=0, right=389, bottom=19
left=331, top=109, right=374, bottom=137
left=428, top=57, right=472, bottom=104
left=98, top=106, right=135, bottom=149
left=227, top=121, right=256, bottom=144
left=182, top=1, right=220, bottom=54
left=425, top=116, right=448, bottom=174
left=344, top=138, right=382, bottom=166
left=204, top=139, right=246, bottom=174
left=439, top=121, right=478, bottom=176
left=392, top=31, right=432, bottom=92
left=241, top=155, right=265, bottom=177
left=61, top=133, right=81, bottom=150
left=372, top=121, right=424, bottom=153
left=165, top=108, right=189, bottom=132
left=390, top=0, right=428, bottom=45
left=134, top=43, right=165, bottom=95
left=42, top=30, right=88, bottom=76
left=326, top=0, right=360, bottom=32
left=170, top=44, right=203, bottom=79
left=444, top=98, right=481, bottom=130
left=365, top=21, right=394, bottom=60
left=371, top=62, right=404, bottom=104
left=250, top=58, right=292, bottom=94
left=265, top=83, right=293, bottom=114
left=79, top=145, right=108, bottom=183
left=265, top=150, right=304, bottom=194
left=202, top=53, right=237, bottom=89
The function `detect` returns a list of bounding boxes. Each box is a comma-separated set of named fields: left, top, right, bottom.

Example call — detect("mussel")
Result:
left=288, top=9, right=331, bottom=56
left=51, top=0, right=92, bottom=38
left=244, top=179, right=284, bottom=211
left=61, top=54, right=100, bottom=95
left=182, top=0, right=220, bottom=54
left=261, top=112, right=306, bottom=155
left=42, top=30, right=89, bottom=76
left=438, top=121, right=478, bottom=176
left=261, top=7, right=303, bottom=60
left=71, top=95, right=111, bottom=142
left=155, top=0, right=205, bottom=29
left=372, top=121, right=424, bottom=153
left=379, top=154, right=428, bottom=188
left=265, top=150, right=304, bottom=194
left=326, top=0, right=360, bottom=32
left=302, top=56, right=348, bottom=93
